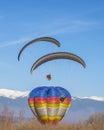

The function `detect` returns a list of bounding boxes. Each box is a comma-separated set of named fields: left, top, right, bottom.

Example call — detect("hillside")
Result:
left=0, top=89, right=104, bottom=123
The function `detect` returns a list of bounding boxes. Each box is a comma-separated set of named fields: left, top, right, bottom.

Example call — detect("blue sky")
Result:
left=0, top=0, right=104, bottom=97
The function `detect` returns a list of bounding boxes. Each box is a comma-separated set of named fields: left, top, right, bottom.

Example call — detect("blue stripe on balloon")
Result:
left=56, top=87, right=71, bottom=98
left=29, top=86, right=71, bottom=98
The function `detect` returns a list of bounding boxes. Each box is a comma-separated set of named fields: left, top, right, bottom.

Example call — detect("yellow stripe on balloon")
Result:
left=47, top=103, right=59, bottom=107
left=47, top=103, right=71, bottom=108
left=29, top=103, right=59, bottom=108
left=40, top=115, right=62, bottom=120
left=29, top=103, right=71, bottom=108
left=29, top=103, right=47, bottom=107
left=60, top=103, right=71, bottom=108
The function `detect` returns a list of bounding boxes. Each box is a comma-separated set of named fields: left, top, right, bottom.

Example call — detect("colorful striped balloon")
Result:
left=28, top=86, right=71, bottom=124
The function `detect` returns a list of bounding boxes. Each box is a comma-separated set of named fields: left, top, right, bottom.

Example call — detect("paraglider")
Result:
left=46, top=74, right=51, bottom=80
left=31, top=52, right=86, bottom=74
left=28, top=86, right=71, bottom=124
left=18, top=37, right=61, bottom=61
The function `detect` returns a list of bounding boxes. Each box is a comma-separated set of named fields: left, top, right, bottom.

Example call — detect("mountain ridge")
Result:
left=0, top=88, right=104, bottom=101
left=0, top=88, right=29, bottom=99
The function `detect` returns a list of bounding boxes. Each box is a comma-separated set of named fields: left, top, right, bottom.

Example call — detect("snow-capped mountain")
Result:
left=72, top=96, right=104, bottom=101
left=0, top=89, right=29, bottom=99
left=0, top=88, right=104, bottom=123
left=0, top=88, right=104, bottom=101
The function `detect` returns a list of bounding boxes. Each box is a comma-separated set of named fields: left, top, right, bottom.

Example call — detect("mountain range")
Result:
left=0, top=89, right=104, bottom=123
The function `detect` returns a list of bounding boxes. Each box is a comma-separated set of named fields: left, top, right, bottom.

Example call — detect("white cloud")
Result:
left=0, top=61, right=11, bottom=69
left=41, top=19, right=99, bottom=35
left=0, top=19, right=99, bottom=48
left=0, top=38, right=29, bottom=48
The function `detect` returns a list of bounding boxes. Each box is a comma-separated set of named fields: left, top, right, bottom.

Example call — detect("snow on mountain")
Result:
left=0, top=89, right=29, bottom=99
left=0, top=88, right=104, bottom=101
left=88, top=96, right=104, bottom=101
left=72, top=96, right=104, bottom=101
left=80, top=96, right=104, bottom=101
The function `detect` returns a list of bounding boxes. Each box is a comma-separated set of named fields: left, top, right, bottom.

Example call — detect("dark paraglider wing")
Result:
left=31, top=52, right=86, bottom=73
left=18, top=37, right=61, bottom=61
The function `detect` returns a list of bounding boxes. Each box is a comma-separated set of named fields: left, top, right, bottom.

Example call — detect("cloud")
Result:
left=0, top=32, right=53, bottom=48
left=0, top=61, right=11, bottom=68
left=0, top=15, right=4, bottom=19
left=0, top=12, right=7, bottom=19
left=40, top=19, right=99, bottom=35
left=0, top=19, right=99, bottom=48
left=0, top=37, right=33, bottom=48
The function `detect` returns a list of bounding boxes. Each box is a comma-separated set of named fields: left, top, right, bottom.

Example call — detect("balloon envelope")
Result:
left=28, top=86, right=71, bottom=124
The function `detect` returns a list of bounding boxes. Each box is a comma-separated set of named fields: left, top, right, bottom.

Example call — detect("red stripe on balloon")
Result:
left=28, top=97, right=71, bottom=104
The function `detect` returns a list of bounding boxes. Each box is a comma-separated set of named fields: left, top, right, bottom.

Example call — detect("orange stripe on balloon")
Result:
left=47, top=97, right=59, bottom=104
left=28, top=97, right=71, bottom=105
left=64, top=98, right=71, bottom=103
left=41, top=119, right=59, bottom=124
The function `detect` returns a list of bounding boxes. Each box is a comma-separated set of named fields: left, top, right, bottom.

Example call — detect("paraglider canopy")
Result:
left=18, top=37, right=61, bottom=61
left=31, top=52, right=86, bottom=74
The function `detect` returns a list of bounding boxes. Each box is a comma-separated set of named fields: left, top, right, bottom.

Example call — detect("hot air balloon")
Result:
left=28, top=86, right=71, bottom=124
